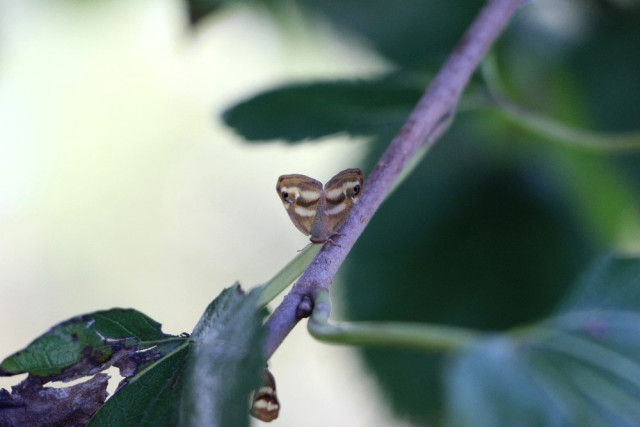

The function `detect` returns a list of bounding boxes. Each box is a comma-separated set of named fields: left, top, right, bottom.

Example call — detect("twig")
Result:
left=263, top=0, right=524, bottom=360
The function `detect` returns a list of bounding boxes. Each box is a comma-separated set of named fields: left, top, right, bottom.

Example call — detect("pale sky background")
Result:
left=0, top=0, right=413, bottom=425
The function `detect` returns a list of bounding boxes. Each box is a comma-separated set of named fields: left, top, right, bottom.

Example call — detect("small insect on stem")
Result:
left=276, top=169, right=364, bottom=245
left=250, top=368, right=280, bottom=422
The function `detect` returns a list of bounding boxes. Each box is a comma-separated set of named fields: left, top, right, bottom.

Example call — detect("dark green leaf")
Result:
left=179, top=283, right=265, bottom=427
left=222, top=76, right=422, bottom=143
left=87, top=344, right=189, bottom=427
left=88, top=283, right=265, bottom=427
left=185, top=0, right=224, bottom=25
left=559, top=253, right=640, bottom=311
left=443, top=338, right=564, bottom=426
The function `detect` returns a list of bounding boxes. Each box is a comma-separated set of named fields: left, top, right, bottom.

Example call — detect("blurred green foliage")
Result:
left=445, top=254, right=640, bottom=425
left=218, top=0, right=640, bottom=424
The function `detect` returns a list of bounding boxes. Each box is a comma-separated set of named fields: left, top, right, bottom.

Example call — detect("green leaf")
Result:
left=0, top=309, right=175, bottom=377
left=179, top=283, right=265, bottom=427
left=87, top=344, right=190, bottom=427
left=257, top=244, right=321, bottom=307
left=444, top=338, right=563, bottom=426
left=222, top=76, right=421, bottom=142
left=445, top=253, right=640, bottom=426
left=559, top=253, right=640, bottom=310
left=87, top=283, right=266, bottom=427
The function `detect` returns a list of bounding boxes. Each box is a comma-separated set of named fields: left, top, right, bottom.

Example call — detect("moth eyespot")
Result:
left=281, top=191, right=293, bottom=203
left=347, top=184, right=361, bottom=198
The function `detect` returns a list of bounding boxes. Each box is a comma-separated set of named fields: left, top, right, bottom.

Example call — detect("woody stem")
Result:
left=263, top=0, right=525, bottom=360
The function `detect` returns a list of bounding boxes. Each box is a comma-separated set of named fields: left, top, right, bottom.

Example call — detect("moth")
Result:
left=276, top=168, right=364, bottom=244
left=250, top=368, right=280, bottom=422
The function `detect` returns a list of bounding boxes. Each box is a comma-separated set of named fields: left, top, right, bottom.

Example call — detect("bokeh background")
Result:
left=0, top=1, right=399, bottom=425
left=1, top=0, right=639, bottom=425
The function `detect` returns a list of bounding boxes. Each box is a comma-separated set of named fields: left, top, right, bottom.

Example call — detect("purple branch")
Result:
left=263, top=0, right=524, bottom=360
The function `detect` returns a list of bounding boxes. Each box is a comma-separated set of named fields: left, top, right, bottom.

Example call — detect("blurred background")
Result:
left=0, top=1, right=396, bottom=425
left=1, top=0, right=639, bottom=425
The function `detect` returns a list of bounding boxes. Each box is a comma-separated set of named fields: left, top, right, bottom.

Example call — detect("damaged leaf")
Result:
left=0, top=283, right=267, bottom=427
left=0, top=373, right=110, bottom=426
left=1, top=309, right=178, bottom=378
left=0, top=309, right=186, bottom=426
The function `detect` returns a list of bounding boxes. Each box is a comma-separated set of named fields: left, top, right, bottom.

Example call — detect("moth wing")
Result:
left=276, top=174, right=323, bottom=236
left=250, top=368, right=280, bottom=422
left=318, top=168, right=364, bottom=239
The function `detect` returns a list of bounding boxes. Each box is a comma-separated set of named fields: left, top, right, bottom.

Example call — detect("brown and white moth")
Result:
left=250, top=368, right=280, bottom=422
left=276, top=168, right=364, bottom=244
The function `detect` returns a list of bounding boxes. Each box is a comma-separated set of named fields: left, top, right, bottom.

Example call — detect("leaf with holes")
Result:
left=1, top=283, right=266, bottom=427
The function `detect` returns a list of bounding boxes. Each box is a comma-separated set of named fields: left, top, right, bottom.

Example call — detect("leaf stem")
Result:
left=257, top=245, right=321, bottom=308
left=480, top=55, right=640, bottom=152
left=492, top=97, right=640, bottom=152
left=307, top=290, right=484, bottom=352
